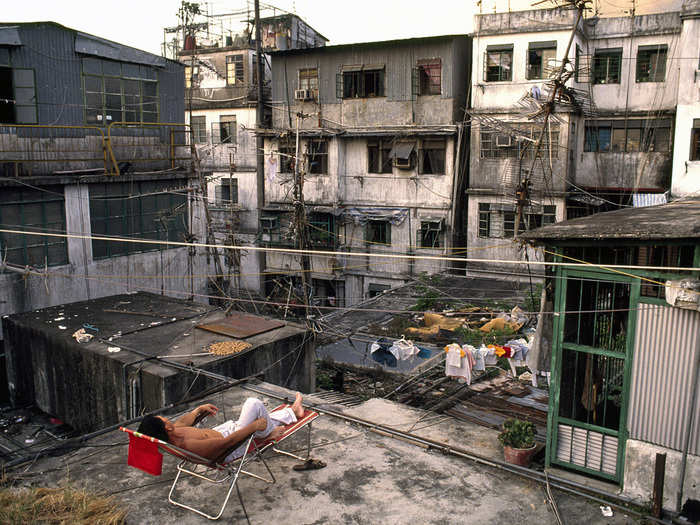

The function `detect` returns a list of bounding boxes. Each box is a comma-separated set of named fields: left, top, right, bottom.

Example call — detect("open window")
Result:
left=307, top=139, right=328, bottom=174
left=0, top=66, right=37, bottom=124
left=308, top=212, right=336, bottom=248
left=215, top=177, right=238, bottom=206
left=218, top=115, right=236, bottom=144
left=418, top=219, right=444, bottom=248
left=279, top=139, right=295, bottom=173
left=367, top=137, right=393, bottom=173
left=414, top=59, right=441, bottom=95
left=527, top=41, right=556, bottom=80
left=337, top=67, right=385, bottom=98
left=389, top=141, right=415, bottom=170
left=636, top=44, right=667, bottom=82
left=419, top=138, right=446, bottom=174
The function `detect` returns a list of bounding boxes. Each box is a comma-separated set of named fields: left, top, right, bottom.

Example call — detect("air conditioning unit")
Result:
left=496, top=134, right=512, bottom=147
left=294, top=89, right=311, bottom=101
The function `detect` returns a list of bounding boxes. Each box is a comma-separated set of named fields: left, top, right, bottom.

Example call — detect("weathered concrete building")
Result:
left=0, top=22, right=208, bottom=402
left=259, top=35, right=472, bottom=307
left=174, top=12, right=326, bottom=296
left=468, top=4, right=696, bottom=276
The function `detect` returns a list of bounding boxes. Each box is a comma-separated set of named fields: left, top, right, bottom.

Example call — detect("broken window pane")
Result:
left=417, top=59, right=441, bottom=95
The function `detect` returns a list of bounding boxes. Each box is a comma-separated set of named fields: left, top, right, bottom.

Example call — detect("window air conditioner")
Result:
left=496, top=134, right=512, bottom=147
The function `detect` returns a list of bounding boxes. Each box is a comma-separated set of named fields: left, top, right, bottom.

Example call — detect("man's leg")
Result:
left=236, top=398, right=278, bottom=438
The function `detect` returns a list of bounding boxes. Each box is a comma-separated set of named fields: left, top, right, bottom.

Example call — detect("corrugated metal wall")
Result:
left=629, top=303, right=700, bottom=455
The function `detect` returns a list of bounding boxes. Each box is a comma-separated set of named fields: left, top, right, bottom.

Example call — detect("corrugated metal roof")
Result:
left=75, top=32, right=167, bottom=67
left=520, top=198, right=700, bottom=242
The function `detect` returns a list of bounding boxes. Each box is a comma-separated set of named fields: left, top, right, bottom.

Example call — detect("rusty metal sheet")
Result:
left=196, top=313, right=285, bottom=339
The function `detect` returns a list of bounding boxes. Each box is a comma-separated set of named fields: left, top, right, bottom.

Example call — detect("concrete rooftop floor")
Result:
left=6, top=381, right=642, bottom=524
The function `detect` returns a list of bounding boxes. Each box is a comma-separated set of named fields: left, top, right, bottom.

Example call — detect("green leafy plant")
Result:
left=498, top=418, right=536, bottom=449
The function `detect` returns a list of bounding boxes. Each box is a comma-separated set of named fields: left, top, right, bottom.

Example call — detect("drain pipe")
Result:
left=677, top=332, right=700, bottom=512
left=242, top=382, right=671, bottom=524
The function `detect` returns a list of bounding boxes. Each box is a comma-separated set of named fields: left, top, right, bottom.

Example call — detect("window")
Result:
left=415, top=59, right=441, bottom=95
left=259, top=213, right=286, bottom=245
left=226, top=55, right=244, bottom=85
left=299, top=68, right=318, bottom=92
left=527, top=41, right=557, bottom=80
left=90, top=181, right=188, bottom=259
left=367, top=138, right=393, bottom=173
left=478, top=203, right=554, bottom=238
left=0, top=186, right=67, bottom=266
left=190, top=115, right=206, bottom=143
left=419, top=220, right=443, bottom=248
left=82, top=61, right=158, bottom=125
left=366, top=220, right=391, bottom=245
left=0, top=67, right=37, bottom=124
left=636, top=45, right=667, bottom=82
left=584, top=119, right=671, bottom=153
left=478, top=203, right=491, bottom=238
left=279, top=139, right=295, bottom=173
left=184, top=65, right=199, bottom=89
left=485, top=45, right=513, bottom=82
left=218, top=115, right=236, bottom=144
left=592, top=49, right=622, bottom=84
left=480, top=124, right=559, bottom=159
left=691, top=119, right=700, bottom=161
left=308, top=212, right=336, bottom=248
left=419, top=138, right=446, bottom=174
left=338, top=68, right=385, bottom=98
left=215, top=178, right=238, bottom=206
left=308, top=139, right=328, bottom=174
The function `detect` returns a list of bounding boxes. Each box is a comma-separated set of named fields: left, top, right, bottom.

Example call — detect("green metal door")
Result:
left=547, top=269, right=639, bottom=482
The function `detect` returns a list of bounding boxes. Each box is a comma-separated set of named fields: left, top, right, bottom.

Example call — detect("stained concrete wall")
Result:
left=622, top=439, right=699, bottom=511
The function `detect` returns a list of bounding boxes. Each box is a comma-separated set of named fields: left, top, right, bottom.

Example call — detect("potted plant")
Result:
left=498, top=418, right=537, bottom=467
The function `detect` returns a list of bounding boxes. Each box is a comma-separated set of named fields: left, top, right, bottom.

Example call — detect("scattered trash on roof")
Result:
left=72, top=328, right=93, bottom=343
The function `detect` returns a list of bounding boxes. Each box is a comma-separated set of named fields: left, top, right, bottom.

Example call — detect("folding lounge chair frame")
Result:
left=120, top=404, right=319, bottom=521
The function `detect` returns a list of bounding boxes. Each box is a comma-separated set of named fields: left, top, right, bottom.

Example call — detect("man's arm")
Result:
left=174, top=403, right=218, bottom=428
left=182, top=418, right=265, bottom=460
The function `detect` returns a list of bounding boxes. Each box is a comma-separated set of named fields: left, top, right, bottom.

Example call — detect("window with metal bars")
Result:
left=0, top=186, right=67, bottom=266
left=415, top=59, right=441, bottom=95
left=299, top=68, right=318, bottom=92
left=636, top=44, right=667, bottom=82
left=279, top=139, right=296, bottom=173
left=478, top=203, right=491, bottom=238
left=308, top=212, right=336, bottom=248
left=89, top=181, right=188, bottom=259
left=226, top=55, right=244, bottom=85
left=480, top=125, right=559, bottom=159
left=592, top=49, right=622, bottom=84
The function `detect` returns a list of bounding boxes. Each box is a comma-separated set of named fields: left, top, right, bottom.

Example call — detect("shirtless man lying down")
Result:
left=137, top=393, right=305, bottom=463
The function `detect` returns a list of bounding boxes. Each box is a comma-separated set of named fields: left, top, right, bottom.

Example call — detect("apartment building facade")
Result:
left=468, top=5, right=696, bottom=276
left=260, top=35, right=472, bottom=308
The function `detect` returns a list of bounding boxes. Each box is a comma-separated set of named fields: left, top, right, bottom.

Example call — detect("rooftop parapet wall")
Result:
left=584, top=12, right=682, bottom=38
left=475, top=7, right=579, bottom=35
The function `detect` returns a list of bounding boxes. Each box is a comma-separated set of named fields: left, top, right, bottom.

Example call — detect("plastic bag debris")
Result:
left=600, top=505, right=613, bottom=517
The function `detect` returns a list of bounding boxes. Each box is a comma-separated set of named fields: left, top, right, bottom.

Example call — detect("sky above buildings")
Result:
left=4, top=0, right=679, bottom=57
